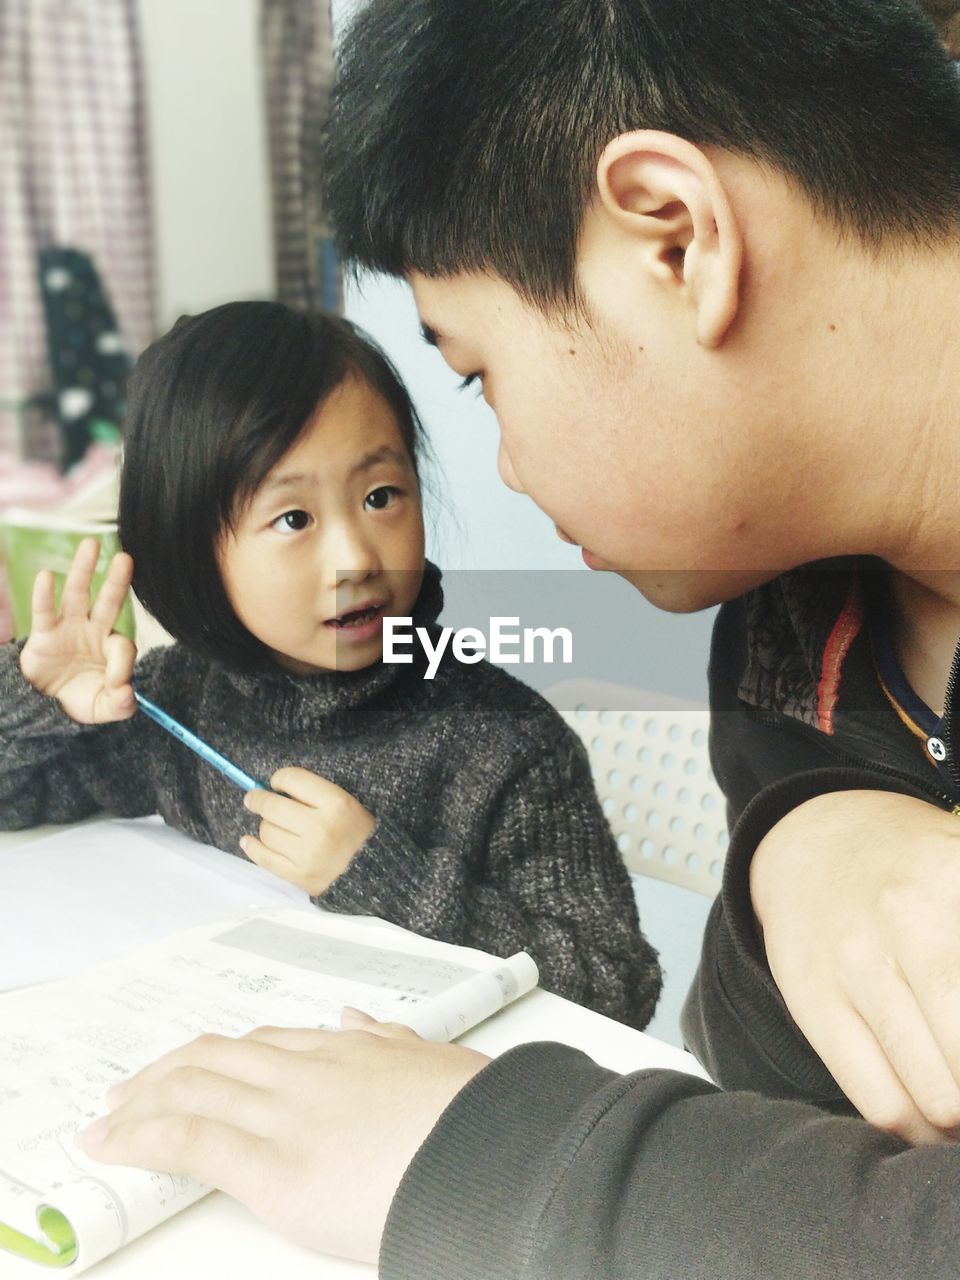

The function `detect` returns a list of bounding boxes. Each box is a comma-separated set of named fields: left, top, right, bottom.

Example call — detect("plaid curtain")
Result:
left=0, top=0, right=155, bottom=461
left=260, top=0, right=341, bottom=313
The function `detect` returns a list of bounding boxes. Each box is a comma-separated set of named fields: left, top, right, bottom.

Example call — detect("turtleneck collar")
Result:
left=214, top=561, right=444, bottom=731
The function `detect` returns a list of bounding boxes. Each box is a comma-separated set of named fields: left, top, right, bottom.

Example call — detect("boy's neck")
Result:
left=886, top=571, right=960, bottom=717
left=858, top=246, right=960, bottom=705
left=794, top=234, right=960, bottom=573
left=715, top=157, right=960, bottom=578
left=843, top=239, right=960, bottom=708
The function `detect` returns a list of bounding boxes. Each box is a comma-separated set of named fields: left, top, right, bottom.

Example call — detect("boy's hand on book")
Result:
left=239, top=766, right=376, bottom=895
left=19, top=537, right=137, bottom=725
left=79, top=1013, right=490, bottom=1263
left=751, top=788, right=960, bottom=1146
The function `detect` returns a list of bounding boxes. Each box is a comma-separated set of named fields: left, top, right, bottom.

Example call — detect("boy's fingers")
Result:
left=92, top=1067, right=274, bottom=1136
left=80, top=1109, right=277, bottom=1205
left=90, top=552, right=134, bottom=629
left=107, top=1033, right=304, bottom=1106
left=340, top=1006, right=378, bottom=1031
left=242, top=1025, right=333, bottom=1051
left=30, top=569, right=58, bottom=631
left=59, top=538, right=101, bottom=618
left=339, top=1008, right=418, bottom=1040
left=900, top=944, right=960, bottom=1105
left=799, top=1000, right=945, bottom=1145
left=849, top=969, right=960, bottom=1138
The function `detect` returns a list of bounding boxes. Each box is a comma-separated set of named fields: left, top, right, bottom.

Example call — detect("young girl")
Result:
left=0, top=301, right=661, bottom=1029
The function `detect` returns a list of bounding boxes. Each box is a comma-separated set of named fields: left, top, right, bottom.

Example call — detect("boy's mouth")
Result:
left=326, top=601, right=386, bottom=630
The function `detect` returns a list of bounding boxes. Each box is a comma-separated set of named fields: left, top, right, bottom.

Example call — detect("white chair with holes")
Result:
left=545, top=679, right=729, bottom=895
left=544, top=679, right=728, bottom=1048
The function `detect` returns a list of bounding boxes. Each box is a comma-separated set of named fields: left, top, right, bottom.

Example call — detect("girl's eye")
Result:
left=364, top=485, right=400, bottom=511
left=270, top=509, right=311, bottom=534
left=458, top=373, right=482, bottom=394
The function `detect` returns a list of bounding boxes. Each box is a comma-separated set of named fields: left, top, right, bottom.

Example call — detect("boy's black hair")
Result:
left=119, top=301, right=426, bottom=670
left=322, top=0, right=960, bottom=309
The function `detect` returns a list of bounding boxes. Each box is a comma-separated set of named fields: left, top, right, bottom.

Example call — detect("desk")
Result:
left=1, top=822, right=708, bottom=1280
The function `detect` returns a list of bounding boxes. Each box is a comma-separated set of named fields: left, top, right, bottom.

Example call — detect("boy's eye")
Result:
left=270, top=509, right=311, bottom=534
left=364, top=485, right=400, bottom=511
left=458, top=373, right=482, bottom=394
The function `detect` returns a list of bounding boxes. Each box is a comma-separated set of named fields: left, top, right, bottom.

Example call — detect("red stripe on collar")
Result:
left=816, top=576, right=864, bottom=734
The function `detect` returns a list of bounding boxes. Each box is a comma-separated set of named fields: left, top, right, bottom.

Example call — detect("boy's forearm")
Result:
left=383, top=1041, right=960, bottom=1280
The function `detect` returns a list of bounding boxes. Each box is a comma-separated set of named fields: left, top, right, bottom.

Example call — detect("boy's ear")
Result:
left=595, top=131, right=743, bottom=348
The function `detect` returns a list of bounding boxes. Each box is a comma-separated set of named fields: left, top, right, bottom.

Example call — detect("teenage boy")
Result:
left=81, top=3, right=960, bottom=1276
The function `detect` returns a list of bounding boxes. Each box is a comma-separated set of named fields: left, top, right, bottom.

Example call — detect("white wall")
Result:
left=139, top=0, right=274, bottom=330
left=345, top=277, right=588, bottom=573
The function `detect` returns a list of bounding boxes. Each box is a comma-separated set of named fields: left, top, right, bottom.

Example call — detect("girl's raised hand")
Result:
left=19, top=537, right=138, bottom=725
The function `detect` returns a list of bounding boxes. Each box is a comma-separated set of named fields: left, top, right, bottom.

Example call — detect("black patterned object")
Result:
left=38, top=247, right=131, bottom=470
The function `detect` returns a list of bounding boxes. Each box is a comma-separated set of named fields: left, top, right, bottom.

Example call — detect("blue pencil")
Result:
left=133, top=691, right=266, bottom=792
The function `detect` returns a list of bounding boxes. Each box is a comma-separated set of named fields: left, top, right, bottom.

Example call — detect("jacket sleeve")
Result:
left=0, top=640, right=163, bottom=829
left=681, top=595, right=951, bottom=1101
left=680, top=765, right=940, bottom=1103
left=380, top=1041, right=960, bottom=1280
left=318, top=734, right=662, bottom=1030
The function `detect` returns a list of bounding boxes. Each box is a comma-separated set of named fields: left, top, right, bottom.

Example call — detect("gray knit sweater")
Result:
left=0, top=569, right=660, bottom=1028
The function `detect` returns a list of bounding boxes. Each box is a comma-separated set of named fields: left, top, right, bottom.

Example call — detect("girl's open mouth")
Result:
left=326, top=602, right=387, bottom=637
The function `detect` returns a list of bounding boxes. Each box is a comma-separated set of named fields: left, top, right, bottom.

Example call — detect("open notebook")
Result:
left=0, top=829, right=538, bottom=1274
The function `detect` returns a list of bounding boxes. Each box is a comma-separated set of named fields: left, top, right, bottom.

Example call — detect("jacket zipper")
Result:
left=941, top=637, right=960, bottom=790
left=744, top=705, right=959, bottom=811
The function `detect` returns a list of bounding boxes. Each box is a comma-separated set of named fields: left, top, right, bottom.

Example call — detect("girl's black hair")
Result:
left=119, top=301, right=426, bottom=669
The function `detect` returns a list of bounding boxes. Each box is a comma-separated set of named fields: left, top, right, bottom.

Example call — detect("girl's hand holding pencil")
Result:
left=19, top=538, right=138, bottom=726
left=241, top=767, right=376, bottom=895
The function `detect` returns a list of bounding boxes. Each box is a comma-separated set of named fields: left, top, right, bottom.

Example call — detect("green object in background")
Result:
left=0, top=511, right=135, bottom=642
left=88, top=419, right=122, bottom=446
left=0, top=1205, right=78, bottom=1267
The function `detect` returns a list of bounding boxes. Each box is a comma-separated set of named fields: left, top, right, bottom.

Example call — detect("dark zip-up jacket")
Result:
left=682, top=560, right=960, bottom=1098
left=379, top=561, right=960, bottom=1280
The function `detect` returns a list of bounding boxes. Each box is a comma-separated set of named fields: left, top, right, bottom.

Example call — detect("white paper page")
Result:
left=0, top=909, right=537, bottom=1274
left=0, top=819, right=312, bottom=992
left=401, top=951, right=539, bottom=1040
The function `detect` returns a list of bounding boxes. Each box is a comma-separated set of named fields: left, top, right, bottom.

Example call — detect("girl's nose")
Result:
left=326, top=519, right=382, bottom=585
